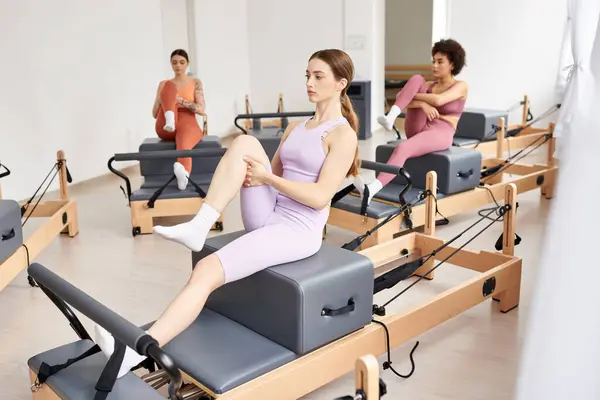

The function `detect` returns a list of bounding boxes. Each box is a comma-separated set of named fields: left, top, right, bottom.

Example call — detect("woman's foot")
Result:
left=94, top=324, right=147, bottom=379
left=164, top=110, right=176, bottom=132
left=377, top=105, right=402, bottom=131
left=353, top=176, right=382, bottom=205
left=174, top=162, right=189, bottom=190
left=153, top=203, right=221, bottom=252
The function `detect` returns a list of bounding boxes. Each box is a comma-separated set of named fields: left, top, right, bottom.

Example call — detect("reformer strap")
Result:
left=147, top=175, right=207, bottom=208
left=33, top=341, right=130, bottom=400
left=21, top=161, right=71, bottom=227
left=0, top=162, right=10, bottom=179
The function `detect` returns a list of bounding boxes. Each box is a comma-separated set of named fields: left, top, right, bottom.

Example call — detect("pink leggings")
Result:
left=378, top=75, right=456, bottom=186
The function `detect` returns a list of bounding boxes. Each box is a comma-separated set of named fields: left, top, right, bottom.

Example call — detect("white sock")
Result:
left=94, top=324, right=147, bottom=379
left=377, top=105, right=401, bottom=131
left=364, top=179, right=383, bottom=205
left=164, top=110, right=175, bottom=132
left=173, top=162, right=189, bottom=190
left=153, top=203, right=220, bottom=252
left=353, top=175, right=366, bottom=195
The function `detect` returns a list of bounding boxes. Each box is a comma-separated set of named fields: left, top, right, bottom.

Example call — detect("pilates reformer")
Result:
left=25, top=171, right=522, bottom=400
left=327, top=116, right=557, bottom=250
left=0, top=150, right=78, bottom=292
left=390, top=95, right=559, bottom=158
left=108, top=146, right=226, bottom=237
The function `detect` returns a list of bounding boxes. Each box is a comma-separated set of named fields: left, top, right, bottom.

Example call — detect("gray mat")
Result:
left=161, top=308, right=296, bottom=395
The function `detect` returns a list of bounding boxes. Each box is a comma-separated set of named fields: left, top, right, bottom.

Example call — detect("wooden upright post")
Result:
left=496, top=183, right=521, bottom=313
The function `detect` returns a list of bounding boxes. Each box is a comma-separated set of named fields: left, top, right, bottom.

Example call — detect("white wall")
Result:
left=448, top=0, right=567, bottom=126
left=160, top=0, right=189, bottom=76
left=0, top=0, right=165, bottom=201
left=385, top=0, right=433, bottom=65
left=245, top=0, right=384, bottom=133
left=193, top=0, right=251, bottom=137
left=246, top=0, right=344, bottom=113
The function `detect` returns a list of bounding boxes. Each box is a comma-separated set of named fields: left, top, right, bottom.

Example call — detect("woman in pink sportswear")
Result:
left=94, top=49, right=363, bottom=377
left=355, top=39, right=469, bottom=204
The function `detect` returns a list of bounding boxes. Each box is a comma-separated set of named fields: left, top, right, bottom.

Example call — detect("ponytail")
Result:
left=341, top=92, right=361, bottom=177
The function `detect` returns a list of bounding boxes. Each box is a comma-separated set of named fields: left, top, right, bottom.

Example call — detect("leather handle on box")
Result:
left=457, top=169, right=474, bottom=179
left=1, top=228, right=15, bottom=241
left=322, top=299, right=355, bottom=317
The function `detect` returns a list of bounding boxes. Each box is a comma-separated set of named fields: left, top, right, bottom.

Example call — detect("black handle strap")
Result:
left=457, top=169, right=474, bottom=179
left=1, top=228, right=15, bottom=241
left=322, top=299, right=355, bottom=317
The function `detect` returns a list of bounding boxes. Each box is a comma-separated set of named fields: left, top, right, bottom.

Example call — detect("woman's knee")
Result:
left=229, top=135, right=268, bottom=163
left=408, top=74, right=426, bottom=85
left=190, top=254, right=225, bottom=291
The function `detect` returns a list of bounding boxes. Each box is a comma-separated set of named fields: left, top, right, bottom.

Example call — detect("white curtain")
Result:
left=553, top=0, right=600, bottom=142
left=514, top=9, right=600, bottom=400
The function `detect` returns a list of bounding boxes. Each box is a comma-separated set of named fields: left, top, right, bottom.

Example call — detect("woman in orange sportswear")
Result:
left=152, top=49, right=206, bottom=190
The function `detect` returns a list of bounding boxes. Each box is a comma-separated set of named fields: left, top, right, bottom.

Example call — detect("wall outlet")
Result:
left=346, top=35, right=366, bottom=50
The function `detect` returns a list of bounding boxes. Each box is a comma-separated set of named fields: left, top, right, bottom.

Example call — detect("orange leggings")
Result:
left=155, top=80, right=203, bottom=173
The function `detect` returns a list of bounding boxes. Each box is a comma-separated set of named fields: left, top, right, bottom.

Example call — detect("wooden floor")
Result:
left=0, top=129, right=551, bottom=399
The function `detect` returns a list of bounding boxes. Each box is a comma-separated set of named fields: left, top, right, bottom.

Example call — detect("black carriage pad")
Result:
left=138, top=136, right=222, bottom=177
left=192, top=230, right=375, bottom=354
left=158, top=308, right=296, bottom=395
left=0, top=199, right=23, bottom=264
left=454, top=108, right=508, bottom=141
left=28, top=339, right=164, bottom=399
left=376, top=144, right=482, bottom=195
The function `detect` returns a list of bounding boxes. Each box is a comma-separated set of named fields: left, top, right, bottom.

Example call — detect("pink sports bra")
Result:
left=427, top=81, right=466, bottom=117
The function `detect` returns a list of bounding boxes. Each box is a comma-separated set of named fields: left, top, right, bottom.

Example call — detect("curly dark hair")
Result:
left=432, top=39, right=466, bottom=75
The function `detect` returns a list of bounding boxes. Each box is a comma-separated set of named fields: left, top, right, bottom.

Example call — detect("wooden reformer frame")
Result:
left=326, top=116, right=557, bottom=250
left=459, top=95, right=557, bottom=157
left=26, top=181, right=521, bottom=400
left=121, top=183, right=522, bottom=400
left=0, top=150, right=78, bottom=292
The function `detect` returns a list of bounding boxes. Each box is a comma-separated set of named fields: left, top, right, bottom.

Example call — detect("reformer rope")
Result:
left=480, top=133, right=551, bottom=184
left=21, top=161, right=65, bottom=227
left=371, top=202, right=511, bottom=382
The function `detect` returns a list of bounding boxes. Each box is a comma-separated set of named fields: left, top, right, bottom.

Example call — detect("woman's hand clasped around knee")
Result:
left=421, top=103, right=440, bottom=121
left=243, top=156, right=269, bottom=187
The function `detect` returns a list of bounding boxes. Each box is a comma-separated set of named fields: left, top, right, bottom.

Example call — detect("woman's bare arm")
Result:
left=178, top=78, right=206, bottom=115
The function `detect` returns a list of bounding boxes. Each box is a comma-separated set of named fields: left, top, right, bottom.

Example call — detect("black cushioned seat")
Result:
left=138, top=137, right=223, bottom=177
left=139, top=136, right=221, bottom=152
left=161, top=308, right=296, bottom=395
left=28, top=339, right=163, bottom=400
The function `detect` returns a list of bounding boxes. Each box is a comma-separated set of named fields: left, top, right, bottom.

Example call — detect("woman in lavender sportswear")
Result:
left=94, top=49, right=363, bottom=378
